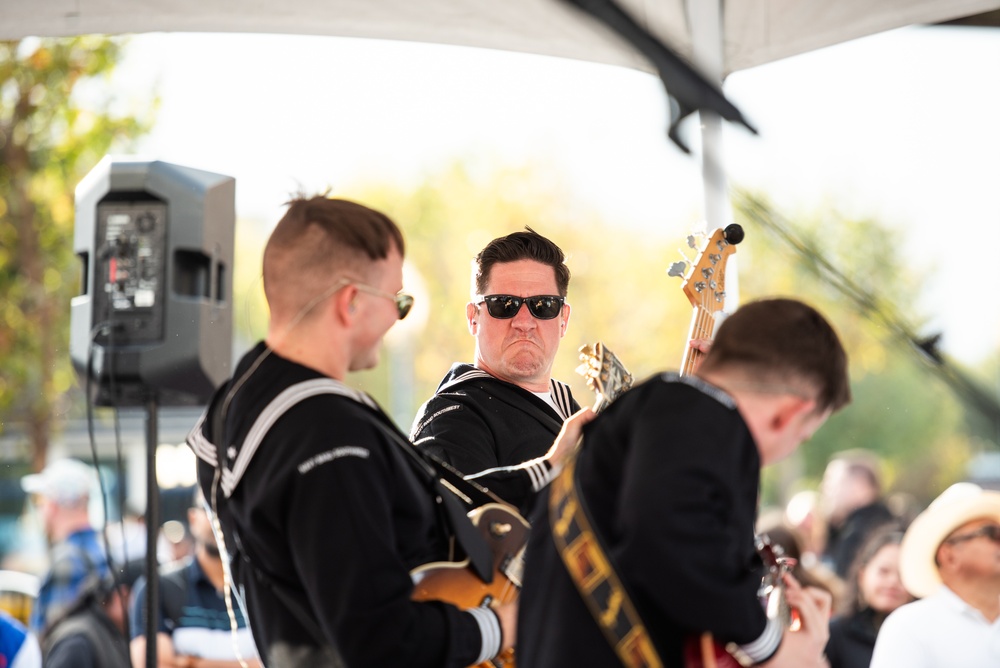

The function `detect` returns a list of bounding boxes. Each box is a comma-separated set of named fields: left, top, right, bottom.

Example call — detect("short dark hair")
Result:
left=473, top=227, right=570, bottom=297
left=263, top=196, right=405, bottom=318
left=698, top=298, right=851, bottom=413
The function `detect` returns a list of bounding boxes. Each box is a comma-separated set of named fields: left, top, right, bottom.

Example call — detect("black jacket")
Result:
left=518, top=374, right=779, bottom=668
left=411, top=363, right=581, bottom=514
left=188, top=343, right=494, bottom=668
left=826, top=608, right=883, bottom=668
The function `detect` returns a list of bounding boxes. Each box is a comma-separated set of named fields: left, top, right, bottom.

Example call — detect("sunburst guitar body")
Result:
left=411, top=503, right=529, bottom=668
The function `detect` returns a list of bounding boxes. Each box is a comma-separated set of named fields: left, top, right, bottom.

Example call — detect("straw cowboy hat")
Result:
left=899, top=482, right=1000, bottom=598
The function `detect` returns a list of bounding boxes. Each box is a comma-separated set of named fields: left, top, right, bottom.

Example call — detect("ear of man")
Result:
left=770, top=394, right=818, bottom=432
left=466, top=302, right=479, bottom=334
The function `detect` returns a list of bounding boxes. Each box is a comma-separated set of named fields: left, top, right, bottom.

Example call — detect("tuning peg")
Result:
left=667, top=261, right=687, bottom=278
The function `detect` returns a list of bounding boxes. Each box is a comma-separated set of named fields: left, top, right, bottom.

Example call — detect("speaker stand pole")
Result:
left=144, top=393, right=159, bottom=668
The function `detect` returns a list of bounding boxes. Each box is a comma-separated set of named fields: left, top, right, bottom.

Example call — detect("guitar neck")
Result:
left=679, top=305, right=715, bottom=378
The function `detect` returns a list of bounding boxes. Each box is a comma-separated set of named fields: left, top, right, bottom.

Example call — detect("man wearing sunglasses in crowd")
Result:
left=870, top=482, right=1000, bottom=668
left=411, top=228, right=592, bottom=515
left=186, top=197, right=563, bottom=667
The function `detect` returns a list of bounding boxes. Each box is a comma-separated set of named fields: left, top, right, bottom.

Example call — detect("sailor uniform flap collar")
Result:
left=436, top=362, right=576, bottom=420
left=187, top=377, right=378, bottom=498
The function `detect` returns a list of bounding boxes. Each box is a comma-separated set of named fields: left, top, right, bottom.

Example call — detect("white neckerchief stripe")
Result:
left=221, top=378, right=376, bottom=497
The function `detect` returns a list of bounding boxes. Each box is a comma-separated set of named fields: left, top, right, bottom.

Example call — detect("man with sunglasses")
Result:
left=185, top=197, right=550, bottom=667
left=870, top=482, right=1000, bottom=668
left=411, top=228, right=588, bottom=514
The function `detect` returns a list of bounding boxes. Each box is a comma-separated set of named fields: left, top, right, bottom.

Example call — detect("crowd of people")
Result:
left=4, top=195, right=999, bottom=668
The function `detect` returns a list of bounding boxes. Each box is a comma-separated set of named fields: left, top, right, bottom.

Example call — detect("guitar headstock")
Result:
left=668, top=223, right=743, bottom=316
left=576, top=342, right=633, bottom=413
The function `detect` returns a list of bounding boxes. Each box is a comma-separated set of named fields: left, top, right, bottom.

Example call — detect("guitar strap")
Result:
left=548, top=456, right=664, bottom=668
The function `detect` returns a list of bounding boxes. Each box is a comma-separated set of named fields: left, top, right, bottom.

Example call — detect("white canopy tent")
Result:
left=4, top=0, right=998, bottom=231
left=1, top=0, right=998, bottom=76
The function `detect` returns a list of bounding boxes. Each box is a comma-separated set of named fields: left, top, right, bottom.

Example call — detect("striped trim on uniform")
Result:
left=187, top=378, right=377, bottom=498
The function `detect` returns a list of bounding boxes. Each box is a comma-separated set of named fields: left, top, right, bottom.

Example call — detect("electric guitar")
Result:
left=411, top=502, right=528, bottom=668
left=576, top=341, right=634, bottom=412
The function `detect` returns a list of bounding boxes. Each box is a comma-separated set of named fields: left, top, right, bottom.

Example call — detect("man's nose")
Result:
left=510, top=302, right=536, bottom=328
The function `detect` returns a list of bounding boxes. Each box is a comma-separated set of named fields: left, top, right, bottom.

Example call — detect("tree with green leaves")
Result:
left=0, top=36, right=155, bottom=471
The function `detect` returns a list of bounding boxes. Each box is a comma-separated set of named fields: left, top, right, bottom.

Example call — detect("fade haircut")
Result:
left=263, top=196, right=405, bottom=320
left=698, top=298, right=851, bottom=413
left=473, top=227, right=571, bottom=297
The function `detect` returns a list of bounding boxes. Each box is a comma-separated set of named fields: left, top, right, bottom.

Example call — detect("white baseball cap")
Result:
left=21, top=458, right=97, bottom=506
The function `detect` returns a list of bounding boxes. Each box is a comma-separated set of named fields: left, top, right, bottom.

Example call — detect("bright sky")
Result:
left=112, top=25, right=1000, bottom=368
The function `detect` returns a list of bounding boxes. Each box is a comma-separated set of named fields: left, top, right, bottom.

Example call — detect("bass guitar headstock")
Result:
left=669, top=224, right=744, bottom=376
left=668, top=223, right=744, bottom=316
left=576, top=341, right=633, bottom=413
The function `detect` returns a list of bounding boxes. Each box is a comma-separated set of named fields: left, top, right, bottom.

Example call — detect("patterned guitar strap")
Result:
left=548, top=455, right=664, bottom=668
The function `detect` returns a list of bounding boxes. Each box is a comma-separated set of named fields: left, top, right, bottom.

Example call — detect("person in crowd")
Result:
left=41, top=574, right=130, bottom=668
left=129, top=487, right=260, bottom=668
left=0, top=609, right=41, bottom=668
left=20, top=458, right=110, bottom=635
left=821, top=449, right=896, bottom=578
left=410, top=228, right=586, bottom=514
left=187, top=197, right=585, bottom=667
left=825, top=527, right=911, bottom=668
left=870, top=482, right=1000, bottom=668
left=518, top=297, right=852, bottom=668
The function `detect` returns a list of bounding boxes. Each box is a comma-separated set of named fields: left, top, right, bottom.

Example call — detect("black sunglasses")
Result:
left=476, top=294, right=565, bottom=320
left=945, top=524, right=1000, bottom=545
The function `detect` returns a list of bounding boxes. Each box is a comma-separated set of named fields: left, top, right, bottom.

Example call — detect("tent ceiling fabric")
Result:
left=2, top=0, right=1000, bottom=75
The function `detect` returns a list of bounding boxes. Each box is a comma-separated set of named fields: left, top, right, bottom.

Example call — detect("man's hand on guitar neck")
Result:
left=759, top=574, right=832, bottom=668
left=492, top=600, right=518, bottom=655
left=544, top=408, right=597, bottom=471
left=689, top=338, right=713, bottom=355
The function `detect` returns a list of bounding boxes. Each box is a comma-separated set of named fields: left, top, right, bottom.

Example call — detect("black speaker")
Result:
left=70, top=158, right=235, bottom=406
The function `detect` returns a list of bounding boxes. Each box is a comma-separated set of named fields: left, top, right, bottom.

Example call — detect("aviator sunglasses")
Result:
left=353, top=282, right=414, bottom=320
left=476, top=294, right=565, bottom=320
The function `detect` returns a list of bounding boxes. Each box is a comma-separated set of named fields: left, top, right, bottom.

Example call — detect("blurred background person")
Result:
left=870, top=482, right=1000, bottom=668
left=19, top=458, right=110, bottom=636
left=129, top=488, right=259, bottom=667
left=821, top=449, right=896, bottom=578
left=41, top=574, right=130, bottom=668
left=0, top=609, right=41, bottom=668
left=825, top=527, right=912, bottom=668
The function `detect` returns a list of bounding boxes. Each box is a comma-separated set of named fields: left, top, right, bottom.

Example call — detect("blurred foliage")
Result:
left=0, top=36, right=155, bottom=469
left=735, top=191, right=997, bottom=507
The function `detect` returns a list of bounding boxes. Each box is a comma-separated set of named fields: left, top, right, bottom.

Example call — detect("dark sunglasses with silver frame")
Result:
left=354, top=282, right=414, bottom=320
left=476, top=294, right=565, bottom=320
